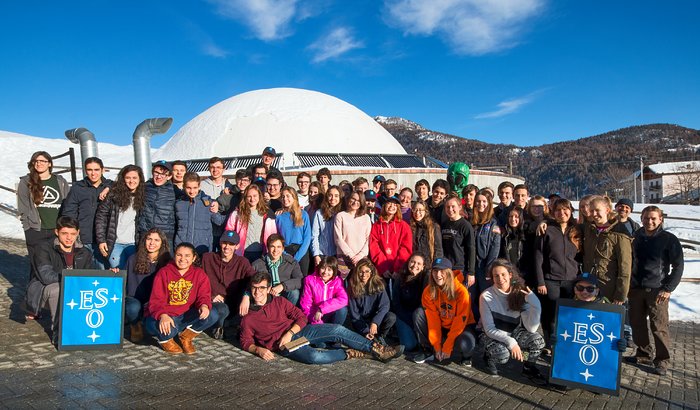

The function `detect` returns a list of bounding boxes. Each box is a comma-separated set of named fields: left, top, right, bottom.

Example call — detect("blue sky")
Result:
left=1, top=0, right=698, bottom=148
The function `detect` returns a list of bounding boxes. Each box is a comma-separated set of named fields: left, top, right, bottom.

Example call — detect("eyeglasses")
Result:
left=34, top=159, right=50, bottom=164
left=251, top=285, right=270, bottom=292
left=153, top=170, right=168, bottom=177
left=575, top=285, right=596, bottom=293
left=267, top=183, right=280, bottom=188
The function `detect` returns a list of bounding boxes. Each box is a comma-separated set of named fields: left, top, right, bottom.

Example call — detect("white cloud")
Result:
left=385, top=0, right=545, bottom=55
left=208, top=0, right=299, bottom=41
left=308, top=27, right=364, bottom=63
left=201, top=42, right=230, bottom=58
left=183, top=19, right=230, bottom=58
left=475, top=89, right=545, bottom=119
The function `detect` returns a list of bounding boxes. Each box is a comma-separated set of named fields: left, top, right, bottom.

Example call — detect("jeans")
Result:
left=211, top=302, right=230, bottom=328
left=84, top=243, right=107, bottom=270
left=282, top=289, right=300, bottom=307
left=279, top=324, right=373, bottom=364
left=124, top=296, right=143, bottom=325
left=413, top=307, right=476, bottom=359
left=144, top=307, right=219, bottom=342
left=351, top=312, right=397, bottom=339
left=395, top=315, right=419, bottom=352
left=108, top=243, right=136, bottom=269
left=322, top=306, right=348, bottom=326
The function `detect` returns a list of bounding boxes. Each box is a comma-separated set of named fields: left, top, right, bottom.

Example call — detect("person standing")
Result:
left=138, top=160, right=177, bottom=250
left=170, top=160, right=188, bottom=200
left=296, top=172, right=312, bottom=207
left=627, top=206, right=684, bottom=376
left=369, top=196, right=413, bottom=280
left=334, top=191, right=372, bottom=279
left=174, top=172, right=226, bottom=255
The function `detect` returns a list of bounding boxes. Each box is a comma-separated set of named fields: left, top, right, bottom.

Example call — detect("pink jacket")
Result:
left=224, top=210, right=277, bottom=256
left=299, top=274, right=348, bottom=324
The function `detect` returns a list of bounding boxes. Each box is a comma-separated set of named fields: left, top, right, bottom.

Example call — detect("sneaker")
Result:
left=346, top=349, right=370, bottom=359
left=523, top=363, right=548, bottom=385
left=411, top=350, right=434, bottom=364
left=371, top=342, right=404, bottom=363
left=483, top=353, right=498, bottom=376
left=654, top=366, right=668, bottom=376
left=625, top=356, right=653, bottom=366
left=212, top=326, right=224, bottom=340
left=459, top=356, right=472, bottom=367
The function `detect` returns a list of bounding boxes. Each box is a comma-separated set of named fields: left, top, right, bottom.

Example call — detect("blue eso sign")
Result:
left=58, top=269, right=126, bottom=350
left=549, top=299, right=625, bottom=396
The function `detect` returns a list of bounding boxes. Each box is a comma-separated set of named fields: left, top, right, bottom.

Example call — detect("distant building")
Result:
left=632, top=161, right=700, bottom=204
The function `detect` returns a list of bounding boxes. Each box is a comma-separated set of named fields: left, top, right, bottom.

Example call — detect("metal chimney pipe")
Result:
left=132, top=117, right=173, bottom=178
left=65, top=128, right=98, bottom=178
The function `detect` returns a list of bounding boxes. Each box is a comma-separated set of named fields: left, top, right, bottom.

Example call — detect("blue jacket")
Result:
left=139, top=180, right=176, bottom=235
left=175, top=192, right=226, bottom=254
left=474, top=218, right=502, bottom=278
left=275, top=210, right=311, bottom=262
left=348, top=289, right=391, bottom=334
left=311, top=209, right=336, bottom=257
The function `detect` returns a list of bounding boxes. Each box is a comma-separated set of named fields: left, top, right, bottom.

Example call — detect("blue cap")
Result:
left=364, top=190, right=377, bottom=201
left=152, top=160, right=172, bottom=172
left=575, top=272, right=598, bottom=286
left=220, top=230, right=240, bottom=245
left=432, top=258, right=453, bottom=270
left=252, top=176, right=267, bottom=188
left=263, top=146, right=276, bottom=156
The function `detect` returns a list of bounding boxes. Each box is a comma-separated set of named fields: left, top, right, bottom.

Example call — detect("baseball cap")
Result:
left=373, top=175, right=385, bottom=183
left=263, top=147, right=276, bottom=156
left=575, top=272, right=598, bottom=286
left=152, top=160, right=172, bottom=173
left=432, top=258, right=453, bottom=270
left=364, top=190, right=377, bottom=201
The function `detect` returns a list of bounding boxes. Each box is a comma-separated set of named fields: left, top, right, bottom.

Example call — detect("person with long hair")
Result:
left=390, top=253, right=429, bottom=352
left=500, top=207, right=526, bottom=271
left=144, top=242, right=218, bottom=354
left=534, top=198, right=582, bottom=350
left=276, top=187, right=312, bottom=274
left=299, top=256, right=348, bottom=325
left=441, top=195, right=476, bottom=285
left=18, top=151, right=70, bottom=284
left=410, top=200, right=443, bottom=267
left=347, top=258, right=398, bottom=345
left=479, top=259, right=545, bottom=382
left=412, top=258, right=476, bottom=365
left=224, top=184, right=277, bottom=262
left=334, top=190, right=372, bottom=279
left=369, top=196, right=413, bottom=279
left=470, top=190, right=502, bottom=318
left=399, top=187, right=413, bottom=223
left=304, top=181, right=323, bottom=222
left=124, top=228, right=171, bottom=342
left=95, top=165, right=146, bottom=269
left=577, top=194, right=597, bottom=224
left=311, top=186, right=343, bottom=266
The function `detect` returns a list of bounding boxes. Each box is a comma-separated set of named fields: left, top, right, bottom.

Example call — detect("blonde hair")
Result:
left=428, top=268, right=456, bottom=301
left=281, top=186, right=304, bottom=227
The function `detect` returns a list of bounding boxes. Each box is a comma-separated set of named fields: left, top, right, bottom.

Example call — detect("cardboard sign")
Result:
left=58, top=269, right=126, bottom=351
left=549, top=299, right=625, bottom=396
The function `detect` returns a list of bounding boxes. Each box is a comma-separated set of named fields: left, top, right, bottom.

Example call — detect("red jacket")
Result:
left=147, top=261, right=212, bottom=319
left=369, top=217, right=413, bottom=277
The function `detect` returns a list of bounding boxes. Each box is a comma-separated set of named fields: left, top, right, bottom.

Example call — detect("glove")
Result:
left=549, top=334, right=557, bottom=347
left=616, top=338, right=627, bottom=352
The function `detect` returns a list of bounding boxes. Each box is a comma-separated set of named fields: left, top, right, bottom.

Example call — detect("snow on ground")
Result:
left=0, top=131, right=698, bottom=321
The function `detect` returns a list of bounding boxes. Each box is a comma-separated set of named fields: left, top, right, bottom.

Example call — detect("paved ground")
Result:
left=0, top=238, right=698, bottom=409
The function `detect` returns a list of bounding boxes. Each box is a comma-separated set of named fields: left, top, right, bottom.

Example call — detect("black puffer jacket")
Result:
left=95, top=194, right=140, bottom=256
left=138, top=180, right=176, bottom=235
left=60, top=177, right=112, bottom=244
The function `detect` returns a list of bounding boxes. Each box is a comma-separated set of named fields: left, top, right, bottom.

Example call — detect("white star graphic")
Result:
left=607, top=332, right=616, bottom=342
left=111, top=294, right=120, bottom=303
left=587, top=313, right=595, bottom=320
left=66, top=299, right=77, bottom=310
left=580, top=368, right=594, bottom=381
left=92, top=280, right=100, bottom=287
left=87, top=331, right=100, bottom=342
left=560, top=330, right=571, bottom=341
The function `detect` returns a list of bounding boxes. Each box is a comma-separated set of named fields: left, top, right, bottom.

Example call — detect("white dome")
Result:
left=155, top=88, right=406, bottom=167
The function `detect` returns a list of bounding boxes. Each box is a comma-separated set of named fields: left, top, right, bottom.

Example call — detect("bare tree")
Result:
left=668, top=163, right=700, bottom=203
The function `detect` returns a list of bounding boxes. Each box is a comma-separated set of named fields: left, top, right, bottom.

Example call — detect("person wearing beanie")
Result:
left=615, top=198, right=640, bottom=237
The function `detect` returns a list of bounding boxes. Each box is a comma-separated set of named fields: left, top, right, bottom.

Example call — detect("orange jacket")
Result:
left=421, top=278, right=475, bottom=356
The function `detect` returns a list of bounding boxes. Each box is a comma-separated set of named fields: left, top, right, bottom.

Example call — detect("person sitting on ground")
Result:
left=299, top=256, right=348, bottom=325
left=479, top=259, right=545, bottom=382
left=201, top=230, right=256, bottom=339
left=347, top=258, right=397, bottom=344
left=240, top=272, right=404, bottom=364
left=26, top=216, right=95, bottom=344
left=413, top=258, right=476, bottom=365
left=144, top=242, right=218, bottom=354
left=251, top=234, right=303, bottom=306
left=124, top=228, right=171, bottom=343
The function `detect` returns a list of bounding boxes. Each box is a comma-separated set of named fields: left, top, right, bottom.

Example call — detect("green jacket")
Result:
left=581, top=220, right=633, bottom=303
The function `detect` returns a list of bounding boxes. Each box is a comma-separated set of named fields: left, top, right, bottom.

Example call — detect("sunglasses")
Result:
left=575, top=285, right=596, bottom=293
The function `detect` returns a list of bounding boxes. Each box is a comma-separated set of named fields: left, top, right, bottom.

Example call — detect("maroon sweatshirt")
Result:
left=201, top=252, right=256, bottom=305
left=240, top=296, right=308, bottom=352
left=147, top=261, right=212, bottom=319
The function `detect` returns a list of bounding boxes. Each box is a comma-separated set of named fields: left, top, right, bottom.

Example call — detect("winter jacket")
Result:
left=311, top=210, right=337, bottom=257
left=582, top=220, right=633, bottom=303
left=500, top=225, right=525, bottom=270
left=618, top=218, right=641, bottom=238
left=422, top=278, right=475, bottom=356
left=94, top=194, right=140, bottom=256
left=333, top=211, right=371, bottom=260
left=390, top=271, right=429, bottom=324
left=275, top=210, right=311, bottom=262
left=138, top=180, right=176, bottom=236
left=200, top=178, right=233, bottom=201
left=239, top=295, right=307, bottom=352
left=369, top=218, right=413, bottom=277
left=480, top=286, right=541, bottom=349
left=25, top=239, right=94, bottom=315
left=224, top=209, right=277, bottom=256
left=146, top=261, right=212, bottom=319
left=201, top=252, right=256, bottom=306
left=441, top=217, right=476, bottom=275
left=632, top=227, right=684, bottom=292
left=348, top=289, right=391, bottom=335
left=299, top=274, right=348, bottom=324
left=125, top=253, right=166, bottom=304
left=17, top=174, right=70, bottom=231
left=60, top=177, right=112, bottom=244
left=251, top=254, right=303, bottom=291
left=174, top=192, right=226, bottom=254
left=412, top=220, right=443, bottom=267
left=534, top=224, right=580, bottom=286
left=474, top=218, right=502, bottom=279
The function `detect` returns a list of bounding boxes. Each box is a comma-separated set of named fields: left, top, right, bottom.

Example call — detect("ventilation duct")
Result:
left=65, top=128, right=98, bottom=178
left=132, top=118, right=173, bottom=178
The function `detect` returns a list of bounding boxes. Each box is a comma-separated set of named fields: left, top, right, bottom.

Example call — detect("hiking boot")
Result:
left=130, top=322, right=144, bottom=343
left=346, top=349, right=370, bottom=359
left=654, top=365, right=668, bottom=376
left=523, top=363, right=548, bottom=385
left=625, top=356, right=653, bottom=366
left=159, top=338, right=183, bottom=354
left=483, top=353, right=498, bottom=376
left=371, top=342, right=404, bottom=362
left=178, top=328, right=200, bottom=354
left=411, top=350, right=434, bottom=364
left=212, top=326, right=224, bottom=340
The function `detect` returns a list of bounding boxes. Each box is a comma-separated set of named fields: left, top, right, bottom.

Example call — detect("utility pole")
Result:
left=639, top=156, right=645, bottom=204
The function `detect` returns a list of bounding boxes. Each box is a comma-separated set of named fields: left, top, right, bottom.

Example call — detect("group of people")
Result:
left=18, top=147, right=684, bottom=379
